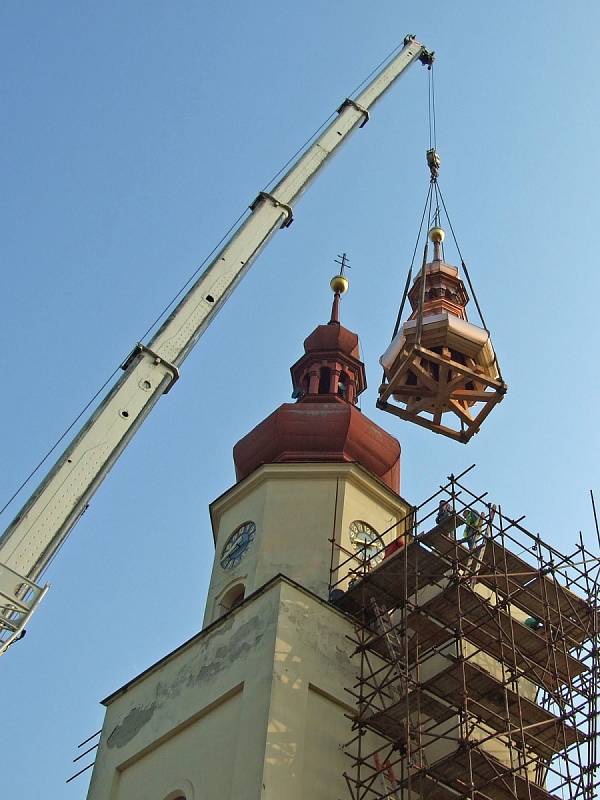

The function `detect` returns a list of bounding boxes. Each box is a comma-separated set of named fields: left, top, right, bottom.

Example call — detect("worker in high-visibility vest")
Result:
left=462, top=509, right=483, bottom=550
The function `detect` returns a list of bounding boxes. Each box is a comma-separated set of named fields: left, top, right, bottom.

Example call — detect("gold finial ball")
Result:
left=330, top=274, right=349, bottom=294
left=429, top=226, right=445, bottom=243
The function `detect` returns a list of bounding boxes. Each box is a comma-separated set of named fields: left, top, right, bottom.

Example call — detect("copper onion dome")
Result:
left=233, top=273, right=401, bottom=491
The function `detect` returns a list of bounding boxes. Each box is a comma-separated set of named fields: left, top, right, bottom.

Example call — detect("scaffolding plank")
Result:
left=334, top=518, right=592, bottom=654
left=333, top=539, right=450, bottom=617
left=340, top=489, right=597, bottom=800
left=413, top=584, right=587, bottom=691
left=422, top=657, right=584, bottom=759
left=477, top=539, right=593, bottom=647
left=420, top=526, right=592, bottom=648
left=333, top=516, right=468, bottom=617
left=357, top=689, right=455, bottom=743
left=402, top=747, right=561, bottom=800
left=357, top=647, right=583, bottom=759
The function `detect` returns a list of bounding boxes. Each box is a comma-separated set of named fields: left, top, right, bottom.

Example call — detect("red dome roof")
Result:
left=233, top=396, right=401, bottom=492
left=303, top=322, right=360, bottom=358
left=232, top=285, right=401, bottom=493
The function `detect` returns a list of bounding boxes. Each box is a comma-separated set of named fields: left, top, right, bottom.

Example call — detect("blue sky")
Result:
left=2, top=3, right=600, bottom=797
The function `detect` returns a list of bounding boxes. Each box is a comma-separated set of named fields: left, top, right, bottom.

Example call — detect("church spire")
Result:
left=233, top=259, right=401, bottom=492
left=294, top=260, right=364, bottom=404
left=329, top=252, right=350, bottom=324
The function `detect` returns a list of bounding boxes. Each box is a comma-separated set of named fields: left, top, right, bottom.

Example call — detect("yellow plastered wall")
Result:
left=87, top=584, right=280, bottom=800
left=263, top=581, right=357, bottom=798
left=87, top=579, right=360, bottom=800
left=205, top=463, right=411, bottom=626
left=115, top=688, right=242, bottom=800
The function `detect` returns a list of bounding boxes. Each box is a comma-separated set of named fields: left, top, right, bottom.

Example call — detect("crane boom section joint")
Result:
left=121, top=343, right=180, bottom=394
left=337, top=99, right=370, bottom=127
left=250, top=191, right=294, bottom=228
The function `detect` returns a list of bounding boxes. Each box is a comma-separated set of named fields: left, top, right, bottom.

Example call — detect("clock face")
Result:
left=349, top=520, right=384, bottom=567
left=220, top=521, right=256, bottom=570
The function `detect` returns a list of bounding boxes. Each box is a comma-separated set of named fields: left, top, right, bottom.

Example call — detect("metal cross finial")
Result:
left=334, top=252, right=351, bottom=276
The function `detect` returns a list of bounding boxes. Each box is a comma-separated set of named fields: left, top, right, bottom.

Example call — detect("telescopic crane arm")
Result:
left=0, top=36, right=433, bottom=654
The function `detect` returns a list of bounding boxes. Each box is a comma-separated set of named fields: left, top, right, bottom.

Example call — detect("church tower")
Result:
left=85, top=272, right=596, bottom=800
left=85, top=277, right=413, bottom=800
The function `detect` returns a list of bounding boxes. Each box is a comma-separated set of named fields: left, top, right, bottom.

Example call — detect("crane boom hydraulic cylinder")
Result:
left=0, top=36, right=433, bottom=654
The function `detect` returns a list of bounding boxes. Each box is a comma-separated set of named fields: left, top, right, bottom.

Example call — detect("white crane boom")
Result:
left=0, top=36, right=433, bottom=653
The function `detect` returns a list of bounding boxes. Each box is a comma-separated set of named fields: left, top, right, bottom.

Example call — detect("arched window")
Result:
left=318, top=366, right=331, bottom=394
left=219, top=582, right=245, bottom=615
left=163, top=780, right=194, bottom=800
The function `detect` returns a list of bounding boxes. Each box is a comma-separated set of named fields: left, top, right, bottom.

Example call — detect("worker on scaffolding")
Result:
left=435, top=499, right=453, bottom=525
left=524, top=616, right=544, bottom=631
left=462, top=508, right=483, bottom=550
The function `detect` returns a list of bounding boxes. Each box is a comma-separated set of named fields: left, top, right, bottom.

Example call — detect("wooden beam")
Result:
left=451, top=389, right=498, bottom=402
left=471, top=392, right=504, bottom=429
left=439, top=362, right=449, bottom=391
left=449, top=399, right=475, bottom=427
left=382, top=385, right=435, bottom=399
left=415, top=344, right=505, bottom=392
left=406, top=396, right=436, bottom=414
left=377, top=400, right=465, bottom=441
left=446, top=373, right=469, bottom=393
left=379, top=348, right=414, bottom=402
left=409, top=358, right=439, bottom=391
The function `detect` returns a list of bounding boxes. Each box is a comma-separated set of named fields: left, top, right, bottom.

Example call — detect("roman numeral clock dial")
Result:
left=220, top=521, right=256, bottom=570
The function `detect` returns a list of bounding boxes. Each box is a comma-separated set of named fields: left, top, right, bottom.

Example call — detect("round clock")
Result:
left=349, top=520, right=384, bottom=567
left=220, top=521, right=256, bottom=570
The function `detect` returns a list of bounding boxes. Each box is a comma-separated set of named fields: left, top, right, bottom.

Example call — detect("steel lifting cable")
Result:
left=390, top=182, right=434, bottom=340
left=384, top=60, right=504, bottom=388
left=0, top=368, right=122, bottom=517
left=398, top=63, right=439, bottom=347
left=414, top=183, right=436, bottom=348
left=428, top=63, right=437, bottom=152
left=414, top=65, right=442, bottom=348
left=435, top=184, right=505, bottom=385
left=381, top=65, right=436, bottom=384
left=381, top=181, right=433, bottom=385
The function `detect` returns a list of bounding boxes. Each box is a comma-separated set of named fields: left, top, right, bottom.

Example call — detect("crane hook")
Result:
left=426, top=148, right=441, bottom=181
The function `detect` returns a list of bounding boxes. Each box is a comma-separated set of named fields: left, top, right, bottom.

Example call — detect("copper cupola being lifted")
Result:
left=377, top=149, right=506, bottom=442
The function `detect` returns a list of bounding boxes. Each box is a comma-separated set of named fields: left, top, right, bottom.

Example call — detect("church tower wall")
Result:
left=87, top=577, right=371, bottom=800
left=205, top=462, right=412, bottom=627
left=86, top=280, right=408, bottom=800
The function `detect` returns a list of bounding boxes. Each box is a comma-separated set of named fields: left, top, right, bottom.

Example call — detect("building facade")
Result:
left=85, top=281, right=595, bottom=800
left=86, top=285, right=411, bottom=800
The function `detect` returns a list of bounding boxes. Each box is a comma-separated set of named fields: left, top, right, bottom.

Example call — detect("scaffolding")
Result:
left=329, top=466, right=600, bottom=800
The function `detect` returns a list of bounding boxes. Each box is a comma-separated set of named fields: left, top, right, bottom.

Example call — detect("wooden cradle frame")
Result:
left=377, top=343, right=507, bottom=443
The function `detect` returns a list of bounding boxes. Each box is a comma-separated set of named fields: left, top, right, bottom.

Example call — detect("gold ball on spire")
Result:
left=429, top=226, right=445, bottom=243
left=330, top=274, right=349, bottom=294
